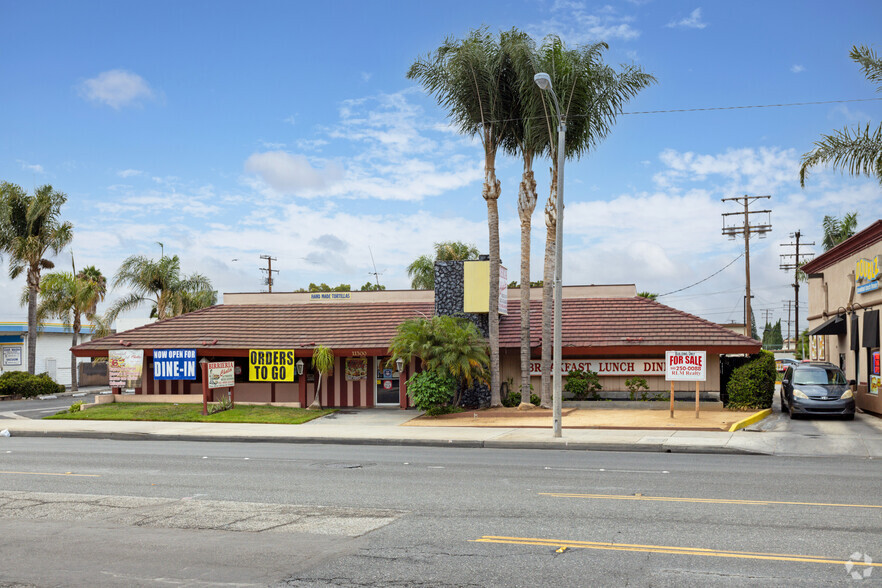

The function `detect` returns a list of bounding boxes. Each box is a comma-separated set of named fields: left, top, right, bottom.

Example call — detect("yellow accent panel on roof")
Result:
left=463, top=261, right=489, bottom=314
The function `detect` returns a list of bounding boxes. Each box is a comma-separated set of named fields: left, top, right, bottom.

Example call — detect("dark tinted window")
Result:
left=793, top=367, right=846, bottom=386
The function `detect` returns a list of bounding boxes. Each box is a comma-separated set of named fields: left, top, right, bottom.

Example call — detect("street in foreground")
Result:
left=0, top=438, right=879, bottom=587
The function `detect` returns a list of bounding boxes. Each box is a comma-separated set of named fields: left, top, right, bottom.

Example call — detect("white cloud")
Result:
left=530, top=2, right=640, bottom=44
left=361, top=72, right=373, bottom=82
left=666, top=8, right=707, bottom=29
left=77, top=69, right=155, bottom=109
left=653, top=147, right=798, bottom=194
left=791, top=64, right=805, bottom=74
left=117, top=169, right=143, bottom=178
left=244, top=151, right=344, bottom=195
left=17, top=160, right=45, bottom=174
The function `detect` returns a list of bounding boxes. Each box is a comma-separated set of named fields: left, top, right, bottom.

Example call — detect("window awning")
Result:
left=808, top=314, right=846, bottom=337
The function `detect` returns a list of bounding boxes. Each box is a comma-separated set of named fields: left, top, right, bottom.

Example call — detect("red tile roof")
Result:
left=73, top=302, right=435, bottom=355
left=499, top=297, right=760, bottom=353
left=74, top=297, right=760, bottom=356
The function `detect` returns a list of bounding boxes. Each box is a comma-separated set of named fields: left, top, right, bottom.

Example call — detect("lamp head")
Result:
left=395, top=357, right=405, bottom=372
left=295, top=358, right=304, bottom=376
left=534, top=72, right=552, bottom=90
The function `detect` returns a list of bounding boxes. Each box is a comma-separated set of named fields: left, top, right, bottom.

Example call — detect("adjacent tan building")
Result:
left=802, top=220, right=882, bottom=415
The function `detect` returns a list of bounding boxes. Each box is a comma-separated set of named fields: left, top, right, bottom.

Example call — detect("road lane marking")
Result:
left=539, top=492, right=882, bottom=509
left=0, top=470, right=99, bottom=477
left=544, top=467, right=670, bottom=474
left=473, top=535, right=882, bottom=568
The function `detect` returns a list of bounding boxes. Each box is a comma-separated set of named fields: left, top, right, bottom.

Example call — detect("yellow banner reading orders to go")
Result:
left=249, top=349, right=296, bottom=382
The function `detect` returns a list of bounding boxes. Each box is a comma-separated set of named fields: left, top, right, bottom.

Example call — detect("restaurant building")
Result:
left=72, top=261, right=760, bottom=407
left=802, top=220, right=882, bottom=414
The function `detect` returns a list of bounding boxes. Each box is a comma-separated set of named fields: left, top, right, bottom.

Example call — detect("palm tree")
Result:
left=106, top=254, right=216, bottom=324
left=308, top=345, right=335, bottom=410
left=388, top=315, right=489, bottom=402
left=408, top=29, right=518, bottom=406
left=0, top=183, right=73, bottom=374
left=821, top=212, right=859, bottom=251
left=406, top=241, right=481, bottom=290
left=76, top=265, right=107, bottom=315
left=502, top=30, right=545, bottom=409
left=36, top=271, right=103, bottom=391
left=533, top=37, right=656, bottom=407
left=799, top=45, right=882, bottom=187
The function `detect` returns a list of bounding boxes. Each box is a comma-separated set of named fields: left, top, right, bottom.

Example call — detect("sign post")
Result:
left=208, top=361, right=236, bottom=409
left=199, top=358, right=209, bottom=415
left=665, top=351, right=707, bottom=419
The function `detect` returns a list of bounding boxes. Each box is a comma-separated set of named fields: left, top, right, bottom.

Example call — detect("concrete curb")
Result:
left=6, top=428, right=765, bottom=455
left=728, top=408, right=773, bottom=432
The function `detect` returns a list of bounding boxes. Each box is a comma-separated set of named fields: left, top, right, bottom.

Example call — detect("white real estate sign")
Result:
left=665, top=351, right=706, bottom=382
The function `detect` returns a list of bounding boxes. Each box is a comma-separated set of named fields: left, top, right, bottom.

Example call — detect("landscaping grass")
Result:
left=46, top=403, right=335, bottom=424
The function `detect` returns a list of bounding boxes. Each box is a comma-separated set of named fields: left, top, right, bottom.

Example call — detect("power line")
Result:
left=474, top=97, right=882, bottom=125
left=657, top=253, right=744, bottom=298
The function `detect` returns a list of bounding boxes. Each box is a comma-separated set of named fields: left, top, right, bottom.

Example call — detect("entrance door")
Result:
left=375, top=356, right=400, bottom=405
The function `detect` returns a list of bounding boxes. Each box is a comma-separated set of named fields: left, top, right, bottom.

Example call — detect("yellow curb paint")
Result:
left=728, top=408, right=772, bottom=432
left=539, top=492, right=882, bottom=509
left=0, top=470, right=100, bottom=477
left=472, top=535, right=882, bottom=568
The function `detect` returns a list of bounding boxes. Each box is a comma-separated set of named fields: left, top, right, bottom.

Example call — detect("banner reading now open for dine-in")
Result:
left=249, top=349, right=296, bottom=382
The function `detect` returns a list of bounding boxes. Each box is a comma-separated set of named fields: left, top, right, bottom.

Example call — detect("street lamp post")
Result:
left=535, top=72, right=565, bottom=438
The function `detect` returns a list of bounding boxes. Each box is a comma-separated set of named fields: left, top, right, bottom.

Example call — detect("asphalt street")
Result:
left=0, top=437, right=879, bottom=587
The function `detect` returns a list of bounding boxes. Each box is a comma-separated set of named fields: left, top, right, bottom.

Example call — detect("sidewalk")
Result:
left=2, top=407, right=880, bottom=458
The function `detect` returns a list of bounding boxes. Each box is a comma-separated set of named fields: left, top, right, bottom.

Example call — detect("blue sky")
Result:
left=1, top=0, right=880, bottom=337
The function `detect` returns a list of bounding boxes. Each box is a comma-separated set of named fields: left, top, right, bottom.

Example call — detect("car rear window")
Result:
left=793, top=367, right=847, bottom=386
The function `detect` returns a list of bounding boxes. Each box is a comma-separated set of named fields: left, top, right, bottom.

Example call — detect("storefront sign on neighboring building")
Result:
left=207, top=361, right=235, bottom=389
left=249, top=349, right=296, bottom=382
left=2, top=345, right=22, bottom=367
left=498, top=265, right=508, bottom=316
left=856, top=255, right=880, bottom=294
left=153, top=348, right=197, bottom=380
left=529, top=359, right=666, bottom=377
left=665, top=351, right=706, bottom=381
left=109, top=349, right=144, bottom=387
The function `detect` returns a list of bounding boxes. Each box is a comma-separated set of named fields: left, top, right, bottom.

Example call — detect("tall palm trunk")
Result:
left=517, top=152, right=537, bottom=408
left=540, top=170, right=557, bottom=408
left=26, top=266, right=39, bottom=375
left=70, top=313, right=80, bottom=391
left=483, top=148, right=502, bottom=407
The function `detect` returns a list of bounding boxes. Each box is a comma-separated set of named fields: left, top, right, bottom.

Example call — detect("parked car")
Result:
left=780, top=362, right=855, bottom=419
left=775, top=358, right=799, bottom=373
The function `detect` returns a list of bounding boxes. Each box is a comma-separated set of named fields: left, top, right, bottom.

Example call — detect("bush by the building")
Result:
left=564, top=369, right=602, bottom=400
left=0, top=371, right=65, bottom=398
left=725, top=350, right=776, bottom=409
left=406, top=370, right=457, bottom=414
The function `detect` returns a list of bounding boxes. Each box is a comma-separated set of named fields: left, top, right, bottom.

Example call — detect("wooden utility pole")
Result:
left=782, top=299, right=793, bottom=350
left=779, top=231, right=814, bottom=352
left=259, top=254, right=279, bottom=292
left=722, top=195, right=772, bottom=339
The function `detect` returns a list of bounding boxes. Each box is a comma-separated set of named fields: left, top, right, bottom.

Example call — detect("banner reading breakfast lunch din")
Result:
left=665, top=351, right=706, bottom=382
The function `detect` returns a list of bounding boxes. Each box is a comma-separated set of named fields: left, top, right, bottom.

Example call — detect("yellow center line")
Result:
left=539, top=492, right=882, bottom=509
left=472, top=536, right=882, bottom=567
left=0, top=470, right=100, bottom=477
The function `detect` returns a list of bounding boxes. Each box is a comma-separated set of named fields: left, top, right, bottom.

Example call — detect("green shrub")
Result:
left=424, top=405, right=464, bottom=417
left=625, top=377, right=649, bottom=401
left=502, top=391, right=541, bottom=407
left=406, top=371, right=456, bottom=412
left=68, top=401, right=84, bottom=413
left=564, top=369, right=602, bottom=400
left=0, top=371, right=64, bottom=398
left=209, top=391, right=233, bottom=414
left=725, top=351, right=776, bottom=409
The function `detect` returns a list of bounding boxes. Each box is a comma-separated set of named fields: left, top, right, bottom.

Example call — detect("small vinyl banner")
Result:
left=249, top=349, right=296, bottom=382
left=207, top=361, right=235, bottom=389
left=665, top=351, right=706, bottom=382
left=109, top=349, right=144, bottom=387
left=153, top=349, right=197, bottom=380
left=345, top=357, right=367, bottom=381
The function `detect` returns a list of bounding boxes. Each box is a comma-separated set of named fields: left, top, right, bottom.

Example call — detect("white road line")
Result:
left=544, top=467, right=670, bottom=474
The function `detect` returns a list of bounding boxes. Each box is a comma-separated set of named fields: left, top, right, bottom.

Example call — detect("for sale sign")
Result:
left=665, top=351, right=706, bottom=382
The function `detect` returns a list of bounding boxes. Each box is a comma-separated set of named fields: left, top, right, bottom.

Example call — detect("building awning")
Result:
left=808, top=314, right=847, bottom=337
